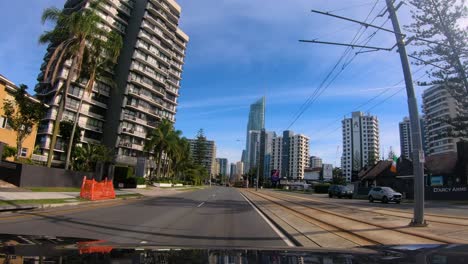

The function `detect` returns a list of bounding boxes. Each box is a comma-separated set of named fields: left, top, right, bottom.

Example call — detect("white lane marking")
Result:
left=240, top=193, right=295, bottom=247
left=197, top=202, right=205, bottom=208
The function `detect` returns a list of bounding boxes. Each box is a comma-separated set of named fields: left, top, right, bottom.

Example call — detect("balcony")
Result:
left=115, top=155, right=137, bottom=165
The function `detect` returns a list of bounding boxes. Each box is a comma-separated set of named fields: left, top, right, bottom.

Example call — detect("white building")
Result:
left=341, top=111, right=380, bottom=182
left=235, top=161, right=244, bottom=181
left=310, top=156, right=323, bottom=169
left=270, top=131, right=310, bottom=180
left=423, top=84, right=467, bottom=156
left=289, top=134, right=310, bottom=179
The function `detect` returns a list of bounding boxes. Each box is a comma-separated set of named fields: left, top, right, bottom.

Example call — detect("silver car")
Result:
left=368, top=187, right=402, bottom=204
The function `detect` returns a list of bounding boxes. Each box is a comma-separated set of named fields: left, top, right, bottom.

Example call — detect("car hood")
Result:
left=0, top=234, right=467, bottom=263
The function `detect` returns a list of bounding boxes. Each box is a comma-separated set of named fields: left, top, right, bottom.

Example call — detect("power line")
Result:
left=287, top=1, right=383, bottom=129
left=311, top=65, right=429, bottom=138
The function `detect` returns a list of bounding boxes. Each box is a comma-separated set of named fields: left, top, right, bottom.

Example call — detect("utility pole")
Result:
left=385, top=0, right=426, bottom=226
left=301, top=1, right=427, bottom=226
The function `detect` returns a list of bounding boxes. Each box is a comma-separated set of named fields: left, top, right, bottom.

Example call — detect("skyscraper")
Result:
left=259, top=130, right=276, bottom=182
left=341, top=111, right=380, bottom=182
left=399, top=117, right=426, bottom=159
left=423, top=84, right=467, bottom=156
left=229, top=163, right=237, bottom=181
left=246, top=130, right=261, bottom=172
left=216, top=158, right=228, bottom=176
left=243, top=97, right=265, bottom=171
left=35, top=0, right=189, bottom=167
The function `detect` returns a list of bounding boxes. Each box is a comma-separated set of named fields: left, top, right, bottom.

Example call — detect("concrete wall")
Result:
left=0, top=161, right=94, bottom=187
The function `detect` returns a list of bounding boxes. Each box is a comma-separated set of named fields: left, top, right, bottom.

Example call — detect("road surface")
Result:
left=0, top=187, right=287, bottom=247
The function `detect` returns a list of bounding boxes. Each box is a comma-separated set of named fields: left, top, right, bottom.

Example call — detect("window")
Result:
left=20, top=148, right=28, bottom=157
left=0, top=116, right=11, bottom=129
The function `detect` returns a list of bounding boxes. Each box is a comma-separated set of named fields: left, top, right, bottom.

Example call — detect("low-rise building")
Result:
left=0, top=74, right=43, bottom=160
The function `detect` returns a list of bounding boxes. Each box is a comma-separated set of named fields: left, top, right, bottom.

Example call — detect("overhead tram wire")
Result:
left=312, top=65, right=429, bottom=138
left=287, top=1, right=383, bottom=129
left=287, top=0, right=381, bottom=126
left=288, top=16, right=387, bottom=130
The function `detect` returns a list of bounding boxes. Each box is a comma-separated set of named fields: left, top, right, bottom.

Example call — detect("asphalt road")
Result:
left=0, top=187, right=287, bottom=247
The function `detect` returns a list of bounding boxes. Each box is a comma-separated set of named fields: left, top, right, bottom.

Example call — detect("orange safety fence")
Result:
left=80, top=176, right=116, bottom=201
left=77, top=240, right=113, bottom=254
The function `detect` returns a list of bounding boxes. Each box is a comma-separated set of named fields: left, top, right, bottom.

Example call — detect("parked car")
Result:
left=368, top=187, right=402, bottom=203
left=328, top=185, right=353, bottom=199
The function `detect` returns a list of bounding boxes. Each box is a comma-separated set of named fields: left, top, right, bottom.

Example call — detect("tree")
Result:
left=2, top=146, right=17, bottom=160
left=39, top=1, right=108, bottom=167
left=2, top=85, right=46, bottom=159
left=72, top=143, right=112, bottom=172
left=145, top=119, right=177, bottom=179
left=406, top=0, right=468, bottom=136
left=387, top=149, right=396, bottom=160
left=59, top=120, right=82, bottom=158
left=64, top=29, right=122, bottom=170
left=367, top=150, right=377, bottom=167
left=193, top=129, right=207, bottom=166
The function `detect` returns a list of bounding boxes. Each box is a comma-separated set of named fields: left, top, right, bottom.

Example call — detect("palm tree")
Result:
left=73, top=143, right=112, bottom=172
left=144, top=119, right=176, bottom=179
left=39, top=1, right=104, bottom=167
left=164, top=129, right=183, bottom=178
left=64, top=31, right=123, bottom=170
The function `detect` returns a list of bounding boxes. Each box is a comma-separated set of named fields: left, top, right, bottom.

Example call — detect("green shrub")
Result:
left=136, top=177, right=146, bottom=185
left=2, top=145, right=16, bottom=160
left=314, top=183, right=330, bottom=193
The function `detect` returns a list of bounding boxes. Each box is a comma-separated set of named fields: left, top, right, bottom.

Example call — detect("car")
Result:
left=368, top=187, right=402, bottom=204
left=328, top=185, right=353, bottom=199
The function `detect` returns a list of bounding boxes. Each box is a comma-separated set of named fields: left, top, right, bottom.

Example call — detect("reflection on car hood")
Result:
left=0, top=234, right=467, bottom=263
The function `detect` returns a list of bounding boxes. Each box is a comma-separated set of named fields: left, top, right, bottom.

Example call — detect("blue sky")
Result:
left=0, top=0, right=432, bottom=166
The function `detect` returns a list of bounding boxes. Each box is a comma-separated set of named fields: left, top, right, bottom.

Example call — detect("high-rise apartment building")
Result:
left=188, top=139, right=216, bottom=177
left=235, top=161, right=244, bottom=180
left=229, top=163, right=236, bottom=180
left=399, top=117, right=426, bottom=159
left=270, top=131, right=310, bottom=180
left=216, top=158, right=228, bottom=176
left=259, top=130, right=276, bottom=181
left=246, top=130, right=261, bottom=172
left=310, top=156, right=323, bottom=169
left=341, top=111, right=380, bottom=182
left=243, top=97, right=265, bottom=171
left=35, top=0, right=189, bottom=166
left=423, top=84, right=467, bottom=156
left=289, top=134, right=310, bottom=179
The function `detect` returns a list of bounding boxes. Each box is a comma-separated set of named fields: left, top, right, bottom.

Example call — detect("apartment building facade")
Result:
left=422, top=84, right=467, bottom=156
left=341, top=111, right=380, bottom=182
left=270, top=131, right=310, bottom=180
left=309, top=156, right=323, bottom=169
left=188, top=139, right=216, bottom=177
left=399, top=117, right=426, bottom=159
left=35, top=0, right=188, bottom=166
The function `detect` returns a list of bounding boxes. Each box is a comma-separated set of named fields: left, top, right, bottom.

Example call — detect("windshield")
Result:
left=0, top=0, right=465, bottom=255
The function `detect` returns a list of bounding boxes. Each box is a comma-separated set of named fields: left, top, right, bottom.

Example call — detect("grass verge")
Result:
left=0, top=198, right=77, bottom=206
left=26, top=187, right=81, bottom=192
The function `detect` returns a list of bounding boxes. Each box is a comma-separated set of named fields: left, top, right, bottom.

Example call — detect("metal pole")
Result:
left=255, top=165, right=259, bottom=191
left=386, top=0, right=426, bottom=226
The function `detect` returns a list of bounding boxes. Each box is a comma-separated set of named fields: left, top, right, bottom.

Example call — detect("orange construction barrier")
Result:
left=80, top=176, right=116, bottom=201
left=77, top=240, right=113, bottom=254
